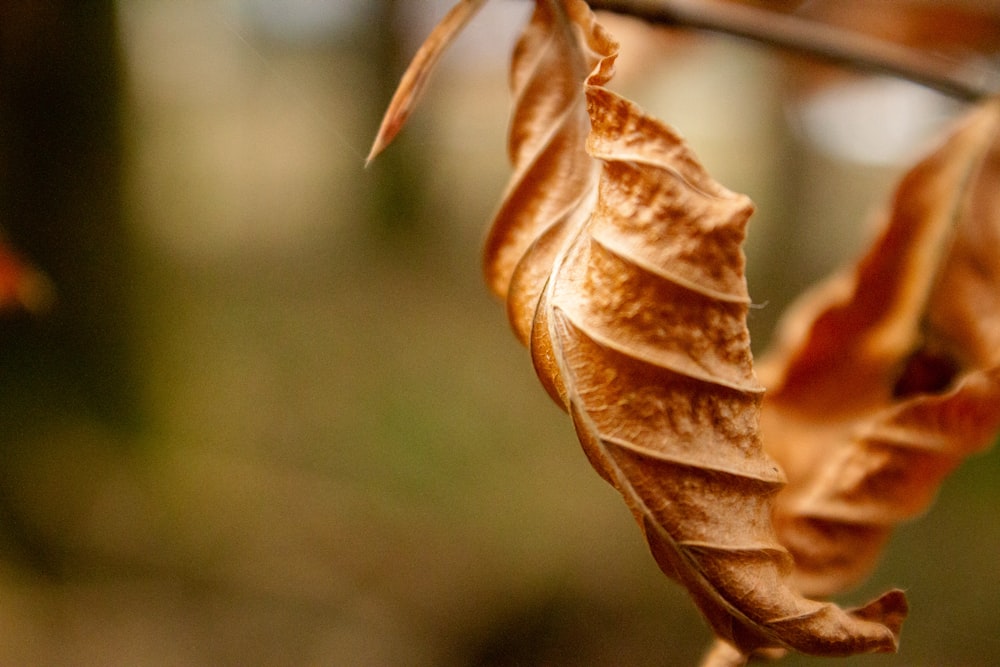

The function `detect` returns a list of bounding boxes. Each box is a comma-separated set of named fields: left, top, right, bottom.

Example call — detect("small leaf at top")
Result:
left=366, top=0, right=488, bottom=166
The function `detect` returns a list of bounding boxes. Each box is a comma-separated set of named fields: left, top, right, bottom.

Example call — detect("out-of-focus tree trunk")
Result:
left=0, top=1, right=138, bottom=432
left=0, top=0, right=139, bottom=572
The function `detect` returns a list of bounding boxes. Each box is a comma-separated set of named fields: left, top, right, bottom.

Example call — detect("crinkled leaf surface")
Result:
left=485, top=0, right=905, bottom=658
left=369, top=0, right=917, bottom=660
left=758, top=99, right=1000, bottom=597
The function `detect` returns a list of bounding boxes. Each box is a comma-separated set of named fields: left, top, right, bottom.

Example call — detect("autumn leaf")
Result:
left=502, top=3, right=907, bottom=657
left=370, top=0, right=908, bottom=660
left=366, top=0, right=488, bottom=166
left=532, top=79, right=907, bottom=657
left=757, top=99, right=1000, bottom=597
left=483, top=0, right=615, bottom=345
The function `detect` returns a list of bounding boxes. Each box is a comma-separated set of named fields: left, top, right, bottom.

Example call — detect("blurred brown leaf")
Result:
left=724, top=0, right=1000, bottom=55
left=738, top=0, right=1000, bottom=97
left=758, top=99, right=1000, bottom=597
left=783, top=0, right=1000, bottom=55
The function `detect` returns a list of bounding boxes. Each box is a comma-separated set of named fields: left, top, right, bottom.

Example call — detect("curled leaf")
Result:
left=759, top=99, right=1000, bottom=597
left=370, top=0, right=919, bottom=659
left=483, top=0, right=615, bottom=345
left=486, top=0, right=906, bottom=658
left=366, top=0, right=488, bottom=166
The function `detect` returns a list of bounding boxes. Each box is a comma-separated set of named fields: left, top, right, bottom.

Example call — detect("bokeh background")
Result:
left=0, top=1, right=998, bottom=665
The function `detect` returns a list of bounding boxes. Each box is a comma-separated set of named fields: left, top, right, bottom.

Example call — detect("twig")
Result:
left=586, top=0, right=1000, bottom=101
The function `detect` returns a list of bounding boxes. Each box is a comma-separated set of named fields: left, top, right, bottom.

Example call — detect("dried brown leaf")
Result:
left=483, top=0, right=616, bottom=345
left=759, top=99, right=1000, bottom=597
left=485, top=0, right=906, bottom=658
left=365, top=0, right=488, bottom=166
left=370, top=0, right=937, bottom=659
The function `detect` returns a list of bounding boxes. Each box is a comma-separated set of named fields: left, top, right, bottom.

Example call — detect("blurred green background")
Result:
left=0, top=1, right=997, bottom=665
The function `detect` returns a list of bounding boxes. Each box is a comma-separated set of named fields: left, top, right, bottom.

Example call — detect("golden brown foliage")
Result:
left=487, top=1, right=905, bottom=658
left=758, top=100, right=1000, bottom=597
left=369, top=0, right=1000, bottom=662
left=366, top=0, right=488, bottom=166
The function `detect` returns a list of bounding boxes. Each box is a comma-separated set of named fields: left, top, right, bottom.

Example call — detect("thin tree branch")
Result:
left=586, top=0, right=1000, bottom=101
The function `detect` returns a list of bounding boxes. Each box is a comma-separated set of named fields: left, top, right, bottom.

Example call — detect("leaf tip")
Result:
left=365, top=0, right=488, bottom=168
left=364, top=141, right=384, bottom=169
left=366, top=111, right=407, bottom=167
left=853, top=588, right=909, bottom=650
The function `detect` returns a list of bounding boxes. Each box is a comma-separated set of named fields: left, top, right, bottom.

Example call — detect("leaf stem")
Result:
left=585, top=0, right=999, bottom=101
